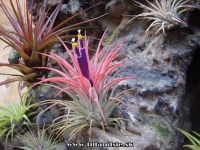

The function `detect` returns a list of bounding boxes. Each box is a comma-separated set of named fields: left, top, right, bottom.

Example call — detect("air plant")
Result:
left=0, top=90, right=37, bottom=148
left=178, top=129, right=200, bottom=150
left=129, top=0, right=192, bottom=37
left=0, top=0, right=104, bottom=90
left=17, top=126, right=59, bottom=150
left=34, top=29, right=136, bottom=140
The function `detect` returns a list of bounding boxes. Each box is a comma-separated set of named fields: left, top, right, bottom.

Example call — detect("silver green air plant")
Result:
left=34, top=29, right=136, bottom=140
left=17, top=126, right=59, bottom=150
left=129, top=0, right=193, bottom=37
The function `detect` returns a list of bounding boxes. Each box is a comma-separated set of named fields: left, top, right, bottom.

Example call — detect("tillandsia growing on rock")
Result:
left=17, top=125, right=59, bottom=150
left=0, top=0, right=105, bottom=91
left=0, top=90, right=37, bottom=149
left=128, top=0, right=193, bottom=37
left=34, top=29, right=136, bottom=140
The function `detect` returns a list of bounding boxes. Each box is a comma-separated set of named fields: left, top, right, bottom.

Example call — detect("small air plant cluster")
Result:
left=17, top=126, right=59, bottom=150
left=35, top=29, right=136, bottom=140
left=129, top=0, right=192, bottom=37
left=0, top=91, right=37, bottom=148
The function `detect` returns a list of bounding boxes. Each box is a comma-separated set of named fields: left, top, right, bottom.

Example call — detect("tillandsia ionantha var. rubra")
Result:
left=34, top=29, right=136, bottom=140
left=128, top=0, right=193, bottom=38
left=0, top=0, right=105, bottom=90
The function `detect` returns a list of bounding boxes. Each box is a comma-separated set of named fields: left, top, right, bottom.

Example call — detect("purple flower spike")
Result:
left=72, top=30, right=93, bottom=86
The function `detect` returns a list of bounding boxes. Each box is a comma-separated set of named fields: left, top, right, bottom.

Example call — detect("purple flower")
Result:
left=72, top=30, right=93, bottom=86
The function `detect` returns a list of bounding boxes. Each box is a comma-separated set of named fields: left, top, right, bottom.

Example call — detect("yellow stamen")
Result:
left=72, top=42, right=78, bottom=48
left=71, top=38, right=78, bottom=48
left=78, top=29, right=82, bottom=40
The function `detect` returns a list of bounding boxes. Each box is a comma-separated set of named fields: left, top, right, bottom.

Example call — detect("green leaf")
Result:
left=178, top=128, right=200, bottom=149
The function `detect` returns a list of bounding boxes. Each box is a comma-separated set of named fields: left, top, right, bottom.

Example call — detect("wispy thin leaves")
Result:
left=129, top=0, right=192, bottom=37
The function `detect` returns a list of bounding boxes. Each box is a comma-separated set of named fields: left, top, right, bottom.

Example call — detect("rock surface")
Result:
left=8, top=49, right=20, bottom=64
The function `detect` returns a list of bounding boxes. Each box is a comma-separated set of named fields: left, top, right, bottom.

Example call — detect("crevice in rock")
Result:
left=177, top=48, right=200, bottom=149
left=185, top=48, right=200, bottom=133
left=188, top=9, right=200, bottom=27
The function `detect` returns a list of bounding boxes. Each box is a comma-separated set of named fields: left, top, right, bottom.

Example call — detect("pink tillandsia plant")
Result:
left=0, top=0, right=105, bottom=91
left=35, top=29, right=136, bottom=140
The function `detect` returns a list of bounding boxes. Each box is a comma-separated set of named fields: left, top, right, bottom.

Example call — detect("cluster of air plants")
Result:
left=17, top=125, right=59, bottom=150
left=0, top=0, right=104, bottom=90
left=35, top=29, right=136, bottom=140
left=0, top=0, right=136, bottom=146
left=129, top=0, right=192, bottom=37
left=0, top=90, right=37, bottom=147
left=178, top=129, right=200, bottom=150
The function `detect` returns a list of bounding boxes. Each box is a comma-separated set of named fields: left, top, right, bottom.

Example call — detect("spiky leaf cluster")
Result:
left=0, top=91, right=37, bottom=147
left=0, top=0, right=104, bottom=90
left=17, top=126, right=58, bottom=150
left=35, top=30, right=135, bottom=140
left=130, top=0, right=192, bottom=37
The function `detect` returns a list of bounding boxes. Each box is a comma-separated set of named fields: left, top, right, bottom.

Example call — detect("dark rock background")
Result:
left=8, top=0, right=200, bottom=149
